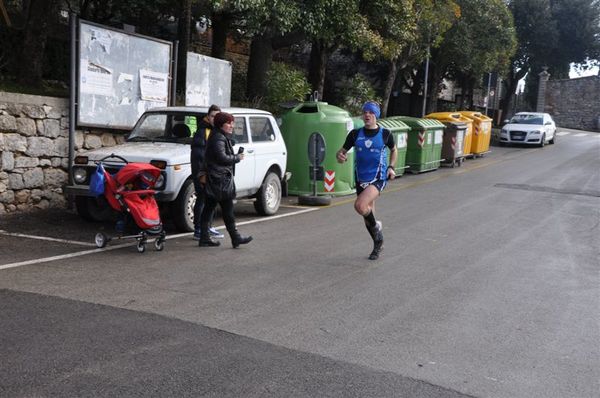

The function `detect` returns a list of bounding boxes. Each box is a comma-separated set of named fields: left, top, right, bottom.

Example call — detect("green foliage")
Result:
left=337, top=74, right=382, bottom=116
left=264, top=62, right=311, bottom=114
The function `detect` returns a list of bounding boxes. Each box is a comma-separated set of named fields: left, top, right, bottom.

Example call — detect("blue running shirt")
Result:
left=355, top=127, right=388, bottom=184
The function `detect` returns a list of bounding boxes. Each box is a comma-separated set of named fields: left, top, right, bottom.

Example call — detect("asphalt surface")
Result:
left=1, top=128, right=599, bottom=397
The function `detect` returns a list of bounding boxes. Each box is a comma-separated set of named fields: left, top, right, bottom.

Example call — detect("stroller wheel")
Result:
left=136, top=240, right=146, bottom=253
left=95, top=233, right=109, bottom=248
left=154, top=238, right=165, bottom=251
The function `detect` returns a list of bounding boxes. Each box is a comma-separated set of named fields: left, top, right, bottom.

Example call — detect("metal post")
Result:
left=68, top=12, right=77, bottom=187
left=171, top=40, right=179, bottom=106
left=312, top=138, right=318, bottom=196
left=484, top=72, right=492, bottom=116
left=421, top=45, right=430, bottom=117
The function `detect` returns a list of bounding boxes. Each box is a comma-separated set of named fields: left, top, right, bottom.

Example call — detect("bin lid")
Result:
left=459, top=110, right=493, bottom=121
left=389, top=116, right=444, bottom=130
left=424, top=112, right=472, bottom=124
left=377, top=118, right=410, bottom=132
left=442, top=121, right=468, bottom=130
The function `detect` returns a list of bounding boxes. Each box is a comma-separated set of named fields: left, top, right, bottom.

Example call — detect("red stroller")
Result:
left=93, top=155, right=166, bottom=253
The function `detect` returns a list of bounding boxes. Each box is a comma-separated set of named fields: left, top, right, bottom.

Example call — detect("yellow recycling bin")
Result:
left=459, top=111, right=492, bottom=157
left=424, top=112, right=473, bottom=157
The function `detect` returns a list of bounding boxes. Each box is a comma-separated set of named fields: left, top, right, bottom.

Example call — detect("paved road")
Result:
left=1, top=128, right=598, bottom=397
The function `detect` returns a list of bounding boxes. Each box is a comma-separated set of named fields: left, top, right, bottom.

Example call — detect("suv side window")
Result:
left=232, top=116, right=249, bottom=144
left=249, top=117, right=276, bottom=142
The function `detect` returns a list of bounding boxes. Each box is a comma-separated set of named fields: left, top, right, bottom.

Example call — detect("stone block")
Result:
left=6, top=204, right=16, bottom=211
left=5, top=134, right=27, bottom=152
left=0, top=181, right=6, bottom=193
left=84, top=134, right=102, bottom=149
left=42, top=119, right=61, bottom=138
left=51, top=157, right=62, bottom=167
left=75, top=131, right=85, bottom=149
left=36, top=119, right=44, bottom=135
left=22, top=104, right=45, bottom=119
left=6, top=103, right=22, bottom=116
left=25, top=136, right=53, bottom=157
left=101, top=133, right=117, bottom=147
left=0, top=132, right=4, bottom=150
left=23, top=168, right=44, bottom=188
left=44, top=168, right=68, bottom=187
left=53, top=137, right=69, bottom=156
left=14, top=156, right=39, bottom=168
left=1, top=151, right=15, bottom=171
left=8, top=173, right=24, bottom=190
left=15, top=189, right=30, bottom=204
left=44, top=106, right=62, bottom=119
left=0, top=114, right=17, bottom=132
left=40, top=159, right=52, bottom=167
left=0, top=202, right=5, bottom=214
left=35, top=199, right=50, bottom=209
left=16, top=117, right=37, bottom=136
left=0, top=190, right=15, bottom=204
left=31, top=189, right=43, bottom=201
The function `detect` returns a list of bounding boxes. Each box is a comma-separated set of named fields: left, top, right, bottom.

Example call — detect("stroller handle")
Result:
left=96, top=154, right=129, bottom=164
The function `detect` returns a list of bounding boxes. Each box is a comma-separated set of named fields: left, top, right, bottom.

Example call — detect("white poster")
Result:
left=185, top=83, right=210, bottom=106
left=80, top=59, right=114, bottom=97
left=139, top=69, right=169, bottom=103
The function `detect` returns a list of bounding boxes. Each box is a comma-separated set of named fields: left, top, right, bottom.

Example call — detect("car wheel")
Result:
left=539, top=134, right=546, bottom=147
left=75, top=195, right=113, bottom=222
left=549, top=131, right=556, bottom=144
left=170, top=179, right=195, bottom=232
left=254, top=172, right=281, bottom=216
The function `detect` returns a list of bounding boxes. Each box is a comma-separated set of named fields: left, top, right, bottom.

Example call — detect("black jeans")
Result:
left=193, top=178, right=214, bottom=230
left=200, top=195, right=236, bottom=237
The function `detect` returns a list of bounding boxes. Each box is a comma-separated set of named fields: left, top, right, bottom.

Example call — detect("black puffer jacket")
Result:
left=190, top=117, right=212, bottom=178
left=204, top=127, right=241, bottom=178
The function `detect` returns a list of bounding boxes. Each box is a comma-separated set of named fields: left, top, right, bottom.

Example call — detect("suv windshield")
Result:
left=128, top=113, right=201, bottom=142
left=510, top=115, right=543, bottom=125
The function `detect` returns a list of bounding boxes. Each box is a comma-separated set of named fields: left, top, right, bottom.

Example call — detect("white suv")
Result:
left=66, top=106, right=288, bottom=231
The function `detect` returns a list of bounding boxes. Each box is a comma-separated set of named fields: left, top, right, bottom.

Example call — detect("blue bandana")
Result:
left=362, top=102, right=380, bottom=119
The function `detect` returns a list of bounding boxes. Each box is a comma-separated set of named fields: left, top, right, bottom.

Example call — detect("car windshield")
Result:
left=510, top=115, right=543, bottom=125
left=127, top=113, right=201, bottom=142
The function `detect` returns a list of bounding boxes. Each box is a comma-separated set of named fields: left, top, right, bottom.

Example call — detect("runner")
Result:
left=336, top=101, right=397, bottom=260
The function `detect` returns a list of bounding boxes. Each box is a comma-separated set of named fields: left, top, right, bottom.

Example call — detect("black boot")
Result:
left=198, top=223, right=220, bottom=247
left=367, top=221, right=383, bottom=260
left=229, top=228, right=253, bottom=248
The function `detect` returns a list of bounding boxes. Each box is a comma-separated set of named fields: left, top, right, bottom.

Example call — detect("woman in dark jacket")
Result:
left=198, top=112, right=253, bottom=248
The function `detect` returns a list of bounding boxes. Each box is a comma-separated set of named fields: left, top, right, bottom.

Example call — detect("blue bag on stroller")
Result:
left=89, top=164, right=106, bottom=196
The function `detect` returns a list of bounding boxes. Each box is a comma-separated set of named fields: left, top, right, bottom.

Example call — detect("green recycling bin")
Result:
left=377, top=118, right=410, bottom=176
left=280, top=101, right=356, bottom=196
left=391, top=116, right=444, bottom=173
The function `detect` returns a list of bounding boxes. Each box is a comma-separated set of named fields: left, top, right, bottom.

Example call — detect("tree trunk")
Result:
left=176, top=0, right=192, bottom=96
left=308, top=39, right=330, bottom=100
left=246, top=34, right=273, bottom=102
left=381, top=59, right=398, bottom=118
left=500, top=67, right=527, bottom=121
left=17, top=0, right=57, bottom=85
left=210, top=12, right=230, bottom=60
left=427, top=66, right=443, bottom=114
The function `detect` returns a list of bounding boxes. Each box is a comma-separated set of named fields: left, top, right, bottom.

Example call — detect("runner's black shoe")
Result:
left=369, top=221, right=383, bottom=260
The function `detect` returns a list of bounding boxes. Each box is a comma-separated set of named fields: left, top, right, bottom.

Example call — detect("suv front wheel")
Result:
left=171, top=179, right=196, bottom=232
left=254, top=172, right=281, bottom=216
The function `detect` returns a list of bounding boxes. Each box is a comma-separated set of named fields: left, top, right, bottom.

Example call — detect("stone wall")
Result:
left=0, top=92, right=124, bottom=215
left=545, top=75, right=600, bottom=131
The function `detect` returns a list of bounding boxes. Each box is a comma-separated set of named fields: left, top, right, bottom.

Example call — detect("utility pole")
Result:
left=484, top=72, right=492, bottom=116
left=421, top=45, right=430, bottom=117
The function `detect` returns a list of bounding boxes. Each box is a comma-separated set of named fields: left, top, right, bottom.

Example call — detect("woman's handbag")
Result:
left=89, top=164, right=105, bottom=197
left=205, top=171, right=236, bottom=201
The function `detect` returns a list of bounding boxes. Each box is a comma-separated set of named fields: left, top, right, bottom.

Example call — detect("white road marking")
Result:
left=573, top=133, right=588, bottom=137
left=0, top=207, right=320, bottom=271
left=556, top=132, right=570, bottom=136
left=0, top=230, right=96, bottom=247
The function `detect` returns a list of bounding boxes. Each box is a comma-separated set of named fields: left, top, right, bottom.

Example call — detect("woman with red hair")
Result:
left=198, top=112, right=253, bottom=248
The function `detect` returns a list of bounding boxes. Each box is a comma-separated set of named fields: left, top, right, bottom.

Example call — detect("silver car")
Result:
left=500, top=112, right=557, bottom=147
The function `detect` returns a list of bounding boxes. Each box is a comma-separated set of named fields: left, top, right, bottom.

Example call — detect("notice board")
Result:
left=77, top=20, right=173, bottom=130
left=185, top=52, right=232, bottom=107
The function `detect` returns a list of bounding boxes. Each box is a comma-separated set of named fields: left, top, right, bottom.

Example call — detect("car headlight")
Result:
left=529, top=130, right=540, bottom=135
left=154, top=174, right=165, bottom=189
left=73, top=167, right=88, bottom=184
left=501, top=129, right=508, bottom=135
